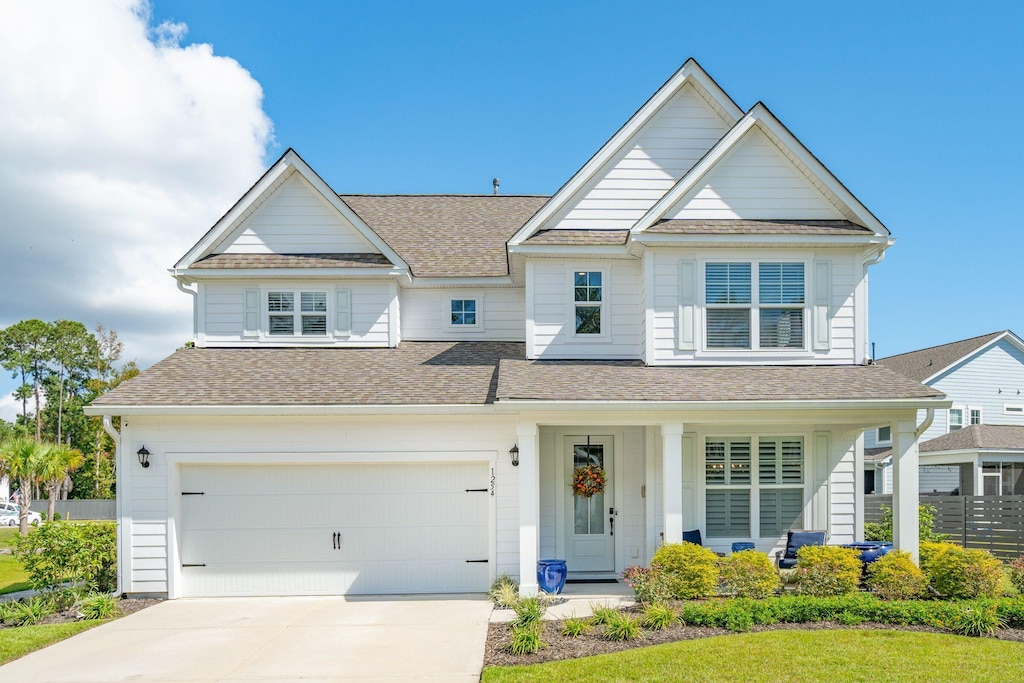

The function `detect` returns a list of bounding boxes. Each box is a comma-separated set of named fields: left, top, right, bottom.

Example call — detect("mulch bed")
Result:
left=485, top=616, right=1024, bottom=667
left=0, top=597, right=160, bottom=629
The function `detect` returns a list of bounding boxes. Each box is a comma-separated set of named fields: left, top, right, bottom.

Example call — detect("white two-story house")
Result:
left=865, top=330, right=1024, bottom=496
left=87, top=59, right=946, bottom=599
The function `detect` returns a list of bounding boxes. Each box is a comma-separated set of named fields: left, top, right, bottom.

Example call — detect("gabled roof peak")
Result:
left=878, top=330, right=1022, bottom=383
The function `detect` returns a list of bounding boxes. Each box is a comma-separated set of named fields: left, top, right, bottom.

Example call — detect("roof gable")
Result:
left=508, top=59, right=743, bottom=245
left=878, top=331, right=1022, bottom=384
left=632, top=103, right=890, bottom=237
left=175, top=150, right=407, bottom=271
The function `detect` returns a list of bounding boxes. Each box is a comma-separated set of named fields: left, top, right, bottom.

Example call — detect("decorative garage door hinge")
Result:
left=181, top=491, right=205, bottom=496
left=181, top=563, right=206, bottom=567
left=465, top=559, right=489, bottom=563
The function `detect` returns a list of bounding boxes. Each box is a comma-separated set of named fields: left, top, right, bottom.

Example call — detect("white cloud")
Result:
left=0, top=392, right=22, bottom=424
left=0, top=0, right=273, bottom=368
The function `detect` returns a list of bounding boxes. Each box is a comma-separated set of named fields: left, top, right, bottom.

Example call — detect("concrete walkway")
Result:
left=490, top=581, right=635, bottom=623
left=0, top=595, right=493, bottom=682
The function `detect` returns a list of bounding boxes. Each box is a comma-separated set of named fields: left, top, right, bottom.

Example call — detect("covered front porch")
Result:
left=512, top=409, right=935, bottom=596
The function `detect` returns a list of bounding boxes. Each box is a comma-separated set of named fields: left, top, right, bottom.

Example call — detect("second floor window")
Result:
left=268, top=290, right=327, bottom=336
left=705, top=262, right=805, bottom=350
left=574, top=271, right=602, bottom=335
left=450, top=299, right=478, bottom=326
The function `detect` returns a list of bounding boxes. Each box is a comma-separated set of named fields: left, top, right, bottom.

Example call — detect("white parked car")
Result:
left=0, top=502, right=42, bottom=526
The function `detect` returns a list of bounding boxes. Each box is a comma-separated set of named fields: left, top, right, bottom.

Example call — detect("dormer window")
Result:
left=268, top=290, right=328, bottom=336
left=450, top=299, right=478, bottom=326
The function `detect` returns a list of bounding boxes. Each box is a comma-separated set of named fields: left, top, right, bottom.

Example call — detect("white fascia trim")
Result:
left=493, top=397, right=952, bottom=412
left=631, top=105, right=890, bottom=237
left=920, top=331, right=1021, bottom=385
left=507, top=59, right=742, bottom=246
left=635, top=234, right=890, bottom=247
left=508, top=245, right=635, bottom=258
left=403, top=276, right=514, bottom=289
left=170, top=268, right=407, bottom=280
left=83, top=403, right=500, bottom=417
left=174, top=150, right=409, bottom=271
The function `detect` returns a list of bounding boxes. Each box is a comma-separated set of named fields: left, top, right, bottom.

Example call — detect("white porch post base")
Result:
left=518, top=422, right=539, bottom=596
left=662, top=423, right=684, bottom=545
left=893, top=419, right=920, bottom=563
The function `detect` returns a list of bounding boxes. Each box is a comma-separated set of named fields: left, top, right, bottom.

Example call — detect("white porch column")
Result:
left=892, top=419, right=920, bottom=562
left=662, top=422, right=684, bottom=545
left=517, top=421, right=540, bottom=596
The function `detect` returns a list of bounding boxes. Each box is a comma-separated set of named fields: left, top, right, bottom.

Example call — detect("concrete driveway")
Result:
left=0, top=595, right=493, bottom=682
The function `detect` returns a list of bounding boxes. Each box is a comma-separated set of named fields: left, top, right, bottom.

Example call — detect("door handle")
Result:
left=609, top=515, right=615, bottom=537
left=332, top=532, right=341, bottom=550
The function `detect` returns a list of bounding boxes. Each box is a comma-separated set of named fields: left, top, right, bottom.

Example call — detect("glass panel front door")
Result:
left=564, top=435, right=614, bottom=573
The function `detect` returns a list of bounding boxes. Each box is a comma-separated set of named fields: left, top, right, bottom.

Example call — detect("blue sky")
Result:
left=0, top=1, right=1022, bottom=415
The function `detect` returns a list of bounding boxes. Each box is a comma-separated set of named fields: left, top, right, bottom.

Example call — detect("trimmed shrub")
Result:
left=1007, top=555, right=1024, bottom=595
left=650, top=543, right=719, bottom=599
left=719, top=549, right=781, bottom=599
left=14, top=521, right=117, bottom=593
left=793, top=545, right=861, bottom=597
left=865, top=550, right=928, bottom=600
left=921, top=542, right=1003, bottom=599
left=622, top=565, right=671, bottom=605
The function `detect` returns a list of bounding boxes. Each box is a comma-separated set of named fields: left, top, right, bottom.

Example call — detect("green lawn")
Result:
left=0, top=621, right=106, bottom=665
left=482, top=630, right=1024, bottom=682
left=0, top=528, right=30, bottom=595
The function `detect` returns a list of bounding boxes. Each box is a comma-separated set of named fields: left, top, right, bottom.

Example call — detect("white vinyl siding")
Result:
left=221, top=172, right=378, bottom=254
left=550, top=83, right=732, bottom=231
left=201, top=281, right=391, bottom=347
left=530, top=259, right=642, bottom=359
left=400, top=288, right=525, bottom=341
left=648, top=249, right=858, bottom=364
left=665, top=126, right=846, bottom=221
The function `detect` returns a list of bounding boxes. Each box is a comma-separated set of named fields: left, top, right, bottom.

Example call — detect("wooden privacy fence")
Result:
left=865, top=494, right=1024, bottom=560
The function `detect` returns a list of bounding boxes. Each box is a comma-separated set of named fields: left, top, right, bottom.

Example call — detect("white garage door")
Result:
left=178, top=462, right=490, bottom=597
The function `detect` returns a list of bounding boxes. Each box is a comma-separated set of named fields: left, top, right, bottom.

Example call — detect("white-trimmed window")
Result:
left=949, top=407, right=964, bottom=432
left=1005, top=404, right=1024, bottom=416
left=876, top=426, right=892, bottom=444
left=704, top=262, right=805, bottom=350
left=449, top=298, right=479, bottom=327
left=970, top=408, right=983, bottom=425
left=949, top=406, right=982, bottom=432
left=573, top=271, right=603, bottom=335
left=705, top=437, right=804, bottom=538
left=267, top=289, right=328, bottom=336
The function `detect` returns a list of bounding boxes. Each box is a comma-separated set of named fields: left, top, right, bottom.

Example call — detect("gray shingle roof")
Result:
left=92, top=343, right=525, bottom=407
left=192, top=253, right=394, bottom=269
left=340, top=195, right=550, bottom=278
left=864, top=446, right=892, bottom=462
left=878, top=331, right=1007, bottom=382
left=524, top=230, right=630, bottom=245
left=496, top=360, right=944, bottom=402
left=646, top=219, right=873, bottom=235
left=920, top=425, right=1024, bottom=453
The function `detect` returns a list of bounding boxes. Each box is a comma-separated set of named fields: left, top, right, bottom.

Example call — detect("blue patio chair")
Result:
left=682, top=529, right=703, bottom=546
left=774, top=530, right=827, bottom=569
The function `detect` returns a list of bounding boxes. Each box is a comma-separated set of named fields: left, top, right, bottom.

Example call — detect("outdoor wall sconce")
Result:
left=137, top=446, right=151, bottom=468
left=509, top=444, right=519, bottom=467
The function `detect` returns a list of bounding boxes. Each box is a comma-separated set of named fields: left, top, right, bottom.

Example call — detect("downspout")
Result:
left=916, top=408, right=935, bottom=438
left=103, top=416, right=123, bottom=596
left=175, top=276, right=198, bottom=342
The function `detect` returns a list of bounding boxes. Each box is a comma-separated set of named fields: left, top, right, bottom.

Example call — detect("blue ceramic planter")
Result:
left=537, top=559, right=567, bottom=594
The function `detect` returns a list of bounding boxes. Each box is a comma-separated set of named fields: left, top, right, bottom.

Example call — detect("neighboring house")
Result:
left=85, top=59, right=945, bottom=599
left=865, top=331, right=1024, bottom=495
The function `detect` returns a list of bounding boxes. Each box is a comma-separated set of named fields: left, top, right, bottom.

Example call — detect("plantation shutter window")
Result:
left=757, top=438, right=805, bottom=537
left=705, top=439, right=752, bottom=538
left=758, top=263, right=804, bottom=349
left=267, top=290, right=330, bottom=337
left=703, top=261, right=808, bottom=352
left=301, top=292, right=327, bottom=336
left=705, top=263, right=751, bottom=349
left=267, top=291, right=295, bottom=336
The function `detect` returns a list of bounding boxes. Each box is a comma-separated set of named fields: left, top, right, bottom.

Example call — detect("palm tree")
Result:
left=34, top=444, right=84, bottom=522
left=0, top=436, right=46, bottom=533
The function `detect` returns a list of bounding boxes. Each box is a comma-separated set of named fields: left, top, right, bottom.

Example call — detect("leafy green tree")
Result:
left=0, top=320, right=50, bottom=441
left=0, top=436, right=46, bottom=532
left=45, top=320, right=98, bottom=446
left=33, top=443, right=84, bottom=521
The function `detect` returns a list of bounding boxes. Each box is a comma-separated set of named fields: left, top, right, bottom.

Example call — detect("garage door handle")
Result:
left=465, top=559, right=488, bottom=563
left=332, top=532, right=339, bottom=550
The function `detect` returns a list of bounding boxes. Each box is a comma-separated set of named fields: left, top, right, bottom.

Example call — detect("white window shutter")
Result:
left=335, top=288, right=351, bottom=337
left=243, top=289, right=259, bottom=337
left=678, top=260, right=697, bottom=350
left=813, top=260, right=831, bottom=351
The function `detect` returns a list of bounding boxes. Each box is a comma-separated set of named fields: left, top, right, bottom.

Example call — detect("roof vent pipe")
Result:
left=492, top=178, right=500, bottom=195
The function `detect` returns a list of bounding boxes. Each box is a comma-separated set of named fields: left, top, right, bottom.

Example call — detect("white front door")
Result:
left=563, top=436, right=614, bottom=572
